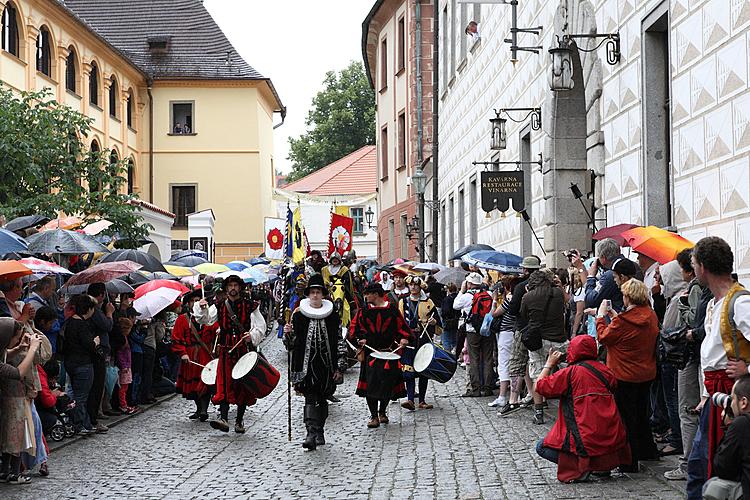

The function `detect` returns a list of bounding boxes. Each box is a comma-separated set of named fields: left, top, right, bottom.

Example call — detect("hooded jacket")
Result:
left=0, top=317, right=21, bottom=380
left=536, top=335, right=630, bottom=482
left=597, top=304, right=659, bottom=382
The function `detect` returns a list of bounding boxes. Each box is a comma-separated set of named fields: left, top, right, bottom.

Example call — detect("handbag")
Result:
left=479, top=312, right=494, bottom=337
left=520, top=291, right=553, bottom=352
left=659, top=326, right=689, bottom=369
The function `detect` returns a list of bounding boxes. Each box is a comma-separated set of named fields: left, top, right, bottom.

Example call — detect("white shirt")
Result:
left=192, top=300, right=266, bottom=348
left=700, top=294, right=750, bottom=371
left=453, top=289, right=477, bottom=332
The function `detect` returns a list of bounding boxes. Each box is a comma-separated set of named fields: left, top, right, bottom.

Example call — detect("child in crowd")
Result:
left=115, top=307, right=139, bottom=414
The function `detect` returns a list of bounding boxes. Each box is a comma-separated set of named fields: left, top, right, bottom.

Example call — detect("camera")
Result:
left=712, top=392, right=733, bottom=418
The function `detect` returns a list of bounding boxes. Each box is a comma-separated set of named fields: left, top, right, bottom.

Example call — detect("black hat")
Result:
left=612, top=258, right=638, bottom=277
left=304, top=274, right=328, bottom=296
left=221, top=274, right=246, bottom=291
left=182, top=287, right=202, bottom=304
left=363, top=282, right=386, bottom=296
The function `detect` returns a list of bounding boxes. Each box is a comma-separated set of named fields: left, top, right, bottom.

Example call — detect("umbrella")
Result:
left=450, top=244, right=495, bottom=261
left=163, top=265, right=198, bottom=277
left=0, top=228, right=29, bottom=255
left=123, top=271, right=152, bottom=286
left=133, top=287, right=183, bottom=319
left=27, top=229, right=110, bottom=254
left=0, top=261, right=33, bottom=280
left=99, top=250, right=167, bottom=273
left=194, top=262, right=230, bottom=274
left=461, top=250, right=523, bottom=273
left=41, top=216, right=82, bottom=231
left=134, top=279, right=189, bottom=299
left=82, top=220, right=113, bottom=236
left=413, top=262, right=447, bottom=273
left=64, top=260, right=142, bottom=287
left=144, top=272, right=179, bottom=281
left=61, top=278, right=134, bottom=296
left=18, top=258, right=72, bottom=276
left=4, top=215, right=50, bottom=233
left=433, top=267, right=469, bottom=285
left=621, top=226, right=694, bottom=264
left=215, top=270, right=255, bottom=284
left=226, top=261, right=252, bottom=271
left=247, top=257, right=270, bottom=265
left=171, top=249, right=208, bottom=260
left=593, top=223, right=640, bottom=247
left=171, top=255, right=209, bottom=267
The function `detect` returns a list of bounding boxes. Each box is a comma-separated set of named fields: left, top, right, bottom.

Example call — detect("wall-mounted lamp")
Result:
left=365, top=206, right=376, bottom=229
left=549, top=33, right=620, bottom=91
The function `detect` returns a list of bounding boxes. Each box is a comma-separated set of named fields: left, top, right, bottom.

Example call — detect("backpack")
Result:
left=467, top=291, right=492, bottom=333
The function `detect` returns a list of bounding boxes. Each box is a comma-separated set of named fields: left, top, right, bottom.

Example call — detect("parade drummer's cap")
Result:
left=182, top=287, right=202, bottom=303
left=363, top=282, right=386, bottom=295
left=391, top=269, right=408, bottom=278
left=612, top=257, right=638, bottom=277
left=405, top=275, right=427, bottom=289
left=221, top=274, right=246, bottom=290
left=466, top=272, right=483, bottom=285
left=304, top=274, right=328, bottom=296
left=521, top=256, right=542, bottom=270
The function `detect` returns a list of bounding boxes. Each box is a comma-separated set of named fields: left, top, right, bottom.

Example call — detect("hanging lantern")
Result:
left=490, top=114, right=507, bottom=150
left=549, top=39, right=574, bottom=91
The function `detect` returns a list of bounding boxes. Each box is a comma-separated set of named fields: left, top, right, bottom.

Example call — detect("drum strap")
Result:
left=224, top=299, right=255, bottom=352
left=187, top=315, right=213, bottom=358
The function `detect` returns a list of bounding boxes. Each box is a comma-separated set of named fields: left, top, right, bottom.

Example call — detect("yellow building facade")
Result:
left=0, top=0, right=284, bottom=263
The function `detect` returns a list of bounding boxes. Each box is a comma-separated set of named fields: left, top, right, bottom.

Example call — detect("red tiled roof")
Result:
left=129, top=199, right=175, bottom=218
left=284, top=146, right=376, bottom=196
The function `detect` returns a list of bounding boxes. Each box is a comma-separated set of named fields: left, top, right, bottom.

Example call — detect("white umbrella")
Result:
left=413, top=262, right=447, bottom=273
left=133, top=287, right=182, bottom=319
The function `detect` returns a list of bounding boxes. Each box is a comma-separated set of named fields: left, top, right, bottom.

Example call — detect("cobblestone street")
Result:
left=5, top=336, right=684, bottom=499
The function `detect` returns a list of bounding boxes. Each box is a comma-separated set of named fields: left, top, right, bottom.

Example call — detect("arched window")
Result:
left=126, top=90, right=134, bottom=128
left=127, top=158, right=135, bottom=194
left=1, top=2, right=19, bottom=57
left=89, top=61, right=99, bottom=106
left=88, top=140, right=101, bottom=193
left=35, top=26, right=52, bottom=76
left=108, top=76, right=118, bottom=118
left=65, top=47, right=77, bottom=92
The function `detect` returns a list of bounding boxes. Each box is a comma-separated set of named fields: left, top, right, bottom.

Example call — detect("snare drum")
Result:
left=231, top=351, right=281, bottom=398
left=200, top=359, right=219, bottom=386
left=413, top=343, right=457, bottom=383
left=369, top=351, right=401, bottom=361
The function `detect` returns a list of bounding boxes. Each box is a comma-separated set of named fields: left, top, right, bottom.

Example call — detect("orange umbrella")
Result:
left=0, top=261, right=33, bottom=280
left=621, top=226, right=694, bottom=264
left=42, top=216, right=83, bottom=231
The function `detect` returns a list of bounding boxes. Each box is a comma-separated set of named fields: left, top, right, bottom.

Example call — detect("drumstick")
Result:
left=229, top=333, right=250, bottom=353
left=187, top=360, right=206, bottom=368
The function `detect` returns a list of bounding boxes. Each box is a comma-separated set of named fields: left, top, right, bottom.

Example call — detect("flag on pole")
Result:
left=264, top=217, right=286, bottom=260
left=328, top=212, right=354, bottom=256
left=334, top=205, right=349, bottom=218
left=286, top=205, right=306, bottom=265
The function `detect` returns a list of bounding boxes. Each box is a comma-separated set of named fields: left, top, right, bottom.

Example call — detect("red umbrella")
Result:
left=592, top=224, right=640, bottom=247
left=65, top=261, right=143, bottom=287
left=134, top=279, right=189, bottom=300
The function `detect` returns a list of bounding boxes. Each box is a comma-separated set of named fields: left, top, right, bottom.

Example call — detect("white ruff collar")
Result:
left=299, top=298, right=333, bottom=319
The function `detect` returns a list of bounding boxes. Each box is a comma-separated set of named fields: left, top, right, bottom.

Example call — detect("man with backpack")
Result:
left=453, top=272, right=494, bottom=397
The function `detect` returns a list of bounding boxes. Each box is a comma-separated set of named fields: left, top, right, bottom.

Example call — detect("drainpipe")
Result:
left=147, top=77, right=154, bottom=203
left=416, top=0, right=425, bottom=261
left=273, top=106, right=287, bottom=129
left=430, top=0, right=439, bottom=263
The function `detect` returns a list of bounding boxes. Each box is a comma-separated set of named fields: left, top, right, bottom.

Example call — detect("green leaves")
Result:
left=287, top=61, right=375, bottom=182
left=0, top=86, right=151, bottom=244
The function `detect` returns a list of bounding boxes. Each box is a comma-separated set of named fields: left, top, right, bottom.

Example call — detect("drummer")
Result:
left=347, top=283, right=414, bottom=428
left=283, top=275, right=341, bottom=450
left=194, top=275, right=266, bottom=434
left=398, top=276, right=441, bottom=411
left=171, top=287, right=218, bottom=422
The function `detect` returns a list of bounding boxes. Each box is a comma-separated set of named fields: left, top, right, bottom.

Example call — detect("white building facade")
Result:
left=437, top=0, right=750, bottom=278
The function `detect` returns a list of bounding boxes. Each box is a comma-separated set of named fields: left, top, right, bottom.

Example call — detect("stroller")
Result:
left=47, top=394, right=76, bottom=442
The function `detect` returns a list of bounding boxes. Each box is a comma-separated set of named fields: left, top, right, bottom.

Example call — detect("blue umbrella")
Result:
left=171, top=249, right=208, bottom=260
left=227, top=261, right=251, bottom=271
left=461, top=250, right=523, bottom=273
left=247, top=257, right=270, bottom=265
left=171, top=255, right=208, bottom=267
left=0, top=228, right=29, bottom=255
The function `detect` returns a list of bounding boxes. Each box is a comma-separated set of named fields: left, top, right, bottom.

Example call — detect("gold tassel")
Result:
left=515, top=211, right=521, bottom=218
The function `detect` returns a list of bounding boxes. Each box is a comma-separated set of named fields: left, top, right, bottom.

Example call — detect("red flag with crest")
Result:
left=328, top=213, right=354, bottom=256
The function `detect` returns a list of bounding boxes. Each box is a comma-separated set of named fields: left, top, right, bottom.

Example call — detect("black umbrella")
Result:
left=450, top=243, right=495, bottom=261
left=170, top=255, right=208, bottom=267
left=27, top=229, right=110, bottom=255
left=171, top=249, right=208, bottom=260
left=123, top=271, right=152, bottom=286
left=61, top=278, right=134, bottom=296
left=4, top=215, right=50, bottom=233
left=99, top=249, right=167, bottom=273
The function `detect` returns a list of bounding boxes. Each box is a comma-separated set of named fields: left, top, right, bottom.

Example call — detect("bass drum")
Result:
left=231, top=351, right=280, bottom=398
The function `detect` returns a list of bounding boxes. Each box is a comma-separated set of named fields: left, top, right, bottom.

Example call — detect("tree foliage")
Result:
left=287, top=61, right=375, bottom=182
left=0, top=86, right=151, bottom=243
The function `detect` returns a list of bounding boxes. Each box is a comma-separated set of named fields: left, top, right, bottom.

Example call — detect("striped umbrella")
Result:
left=18, top=258, right=72, bottom=275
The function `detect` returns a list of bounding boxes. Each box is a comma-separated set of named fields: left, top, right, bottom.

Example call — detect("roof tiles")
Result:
left=284, top=146, right=377, bottom=196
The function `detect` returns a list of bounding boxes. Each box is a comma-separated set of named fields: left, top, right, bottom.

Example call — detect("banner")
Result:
left=480, top=171, right=524, bottom=213
left=328, top=212, right=354, bottom=256
left=286, top=206, right=306, bottom=265
left=334, top=205, right=349, bottom=217
left=264, top=217, right=286, bottom=260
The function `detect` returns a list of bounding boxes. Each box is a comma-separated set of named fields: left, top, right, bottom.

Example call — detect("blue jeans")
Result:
left=66, top=363, right=94, bottom=431
left=686, top=402, right=710, bottom=500
left=536, top=438, right=559, bottom=464
left=442, top=329, right=457, bottom=354
left=661, top=362, right=683, bottom=449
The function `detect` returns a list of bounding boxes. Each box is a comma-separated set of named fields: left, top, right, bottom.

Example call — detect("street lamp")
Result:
left=411, top=167, right=427, bottom=196
left=549, top=33, right=620, bottom=91
left=365, top=206, right=376, bottom=229
left=490, top=112, right=507, bottom=150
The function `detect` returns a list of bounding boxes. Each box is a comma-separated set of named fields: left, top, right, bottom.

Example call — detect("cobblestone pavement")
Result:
left=4, top=336, right=684, bottom=499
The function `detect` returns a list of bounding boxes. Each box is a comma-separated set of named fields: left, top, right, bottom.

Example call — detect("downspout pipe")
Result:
left=273, top=106, right=287, bottom=129
left=431, top=0, right=439, bottom=263
left=416, top=0, right=425, bottom=261
left=147, top=77, right=154, bottom=204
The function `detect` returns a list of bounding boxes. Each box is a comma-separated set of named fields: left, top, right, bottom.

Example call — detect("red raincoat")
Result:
left=536, top=335, right=631, bottom=482
left=171, top=313, right=218, bottom=400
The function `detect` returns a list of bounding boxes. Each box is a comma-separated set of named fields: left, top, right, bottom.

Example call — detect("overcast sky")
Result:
left=203, top=0, right=373, bottom=175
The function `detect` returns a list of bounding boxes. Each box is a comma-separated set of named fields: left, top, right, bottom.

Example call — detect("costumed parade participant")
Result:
left=194, top=275, right=266, bottom=433
left=398, top=275, right=441, bottom=411
left=348, top=283, right=413, bottom=428
left=283, top=275, right=341, bottom=450
left=321, top=253, right=356, bottom=309
left=388, top=269, right=410, bottom=303
left=171, top=287, right=218, bottom=422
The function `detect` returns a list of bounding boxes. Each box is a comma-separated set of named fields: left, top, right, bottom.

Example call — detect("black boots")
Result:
left=316, top=403, right=328, bottom=446
left=197, top=397, right=210, bottom=422
left=303, top=404, right=318, bottom=450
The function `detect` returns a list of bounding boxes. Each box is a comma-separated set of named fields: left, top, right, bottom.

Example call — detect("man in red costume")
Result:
left=171, top=287, right=218, bottom=422
left=195, top=275, right=266, bottom=433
